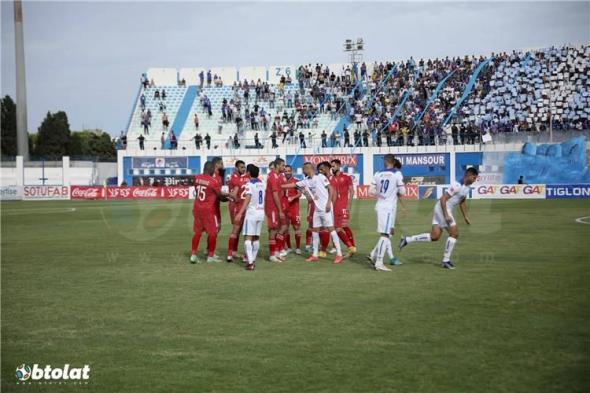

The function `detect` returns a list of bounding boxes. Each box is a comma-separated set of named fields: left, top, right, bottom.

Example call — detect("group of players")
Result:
left=190, top=154, right=479, bottom=271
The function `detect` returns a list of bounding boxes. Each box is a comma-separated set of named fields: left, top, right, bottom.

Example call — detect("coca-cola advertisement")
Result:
left=70, top=186, right=104, bottom=200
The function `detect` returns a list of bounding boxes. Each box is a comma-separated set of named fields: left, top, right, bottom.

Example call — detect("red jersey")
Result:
left=228, top=172, right=249, bottom=208
left=265, top=171, right=282, bottom=213
left=193, top=174, right=221, bottom=212
left=331, top=172, right=353, bottom=210
left=284, top=177, right=300, bottom=209
left=212, top=171, right=223, bottom=217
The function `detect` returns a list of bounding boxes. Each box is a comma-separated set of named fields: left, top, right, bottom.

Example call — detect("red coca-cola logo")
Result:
left=132, top=187, right=159, bottom=198
left=71, top=186, right=102, bottom=199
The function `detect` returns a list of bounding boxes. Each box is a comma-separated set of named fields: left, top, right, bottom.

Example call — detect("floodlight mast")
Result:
left=343, top=38, right=364, bottom=80
left=14, top=0, right=29, bottom=160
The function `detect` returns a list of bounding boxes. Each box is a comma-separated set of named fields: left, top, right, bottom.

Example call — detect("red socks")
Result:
left=206, top=233, right=217, bottom=257
left=337, top=229, right=353, bottom=248
left=269, top=235, right=277, bottom=256
left=285, top=232, right=292, bottom=249
left=305, top=229, right=312, bottom=247
left=228, top=234, right=237, bottom=256
left=191, top=233, right=201, bottom=254
left=320, top=230, right=330, bottom=251
left=344, top=227, right=355, bottom=246
left=276, top=232, right=285, bottom=252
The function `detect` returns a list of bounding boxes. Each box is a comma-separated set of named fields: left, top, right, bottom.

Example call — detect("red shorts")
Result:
left=193, top=211, right=219, bottom=235
left=266, top=209, right=280, bottom=230
left=333, top=207, right=350, bottom=228
left=285, top=205, right=301, bottom=226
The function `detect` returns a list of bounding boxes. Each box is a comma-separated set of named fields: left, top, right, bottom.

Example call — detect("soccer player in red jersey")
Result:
left=227, top=160, right=249, bottom=262
left=211, top=156, right=225, bottom=234
left=190, top=161, right=231, bottom=264
left=265, top=159, right=286, bottom=262
left=330, top=159, right=357, bottom=255
left=283, top=165, right=302, bottom=254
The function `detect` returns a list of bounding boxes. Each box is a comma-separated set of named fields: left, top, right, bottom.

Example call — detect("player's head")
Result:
left=393, top=159, right=402, bottom=170
left=318, top=161, right=331, bottom=177
left=235, top=160, right=246, bottom=175
left=212, top=156, right=224, bottom=170
left=463, top=167, right=479, bottom=185
left=246, top=164, right=259, bottom=179
left=284, top=165, right=293, bottom=179
left=268, top=161, right=276, bottom=172
left=203, top=161, right=215, bottom=176
left=330, top=159, right=341, bottom=174
left=274, top=158, right=286, bottom=173
left=302, top=162, right=314, bottom=177
left=384, top=154, right=396, bottom=168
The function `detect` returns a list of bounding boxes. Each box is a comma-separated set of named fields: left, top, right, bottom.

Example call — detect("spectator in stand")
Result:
left=254, top=132, right=261, bottom=148
left=192, top=133, right=200, bottom=150
left=205, top=133, right=211, bottom=149
left=344, top=128, right=351, bottom=147
left=321, top=130, right=328, bottom=147
left=329, top=131, right=337, bottom=147
left=194, top=113, right=199, bottom=130
left=138, top=134, right=145, bottom=150
left=162, top=113, right=169, bottom=131
left=233, top=133, right=240, bottom=149
left=154, top=89, right=160, bottom=100
left=207, top=70, right=212, bottom=87
left=362, top=130, right=369, bottom=147
left=140, top=93, right=146, bottom=110
left=271, top=131, right=278, bottom=148
left=159, top=101, right=166, bottom=113
left=161, top=132, right=166, bottom=149
left=199, top=70, right=204, bottom=88
left=161, top=89, right=167, bottom=100
left=299, top=131, right=306, bottom=148
left=141, top=73, right=149, bottom=89
left=170, top=130, right=177, bottom=149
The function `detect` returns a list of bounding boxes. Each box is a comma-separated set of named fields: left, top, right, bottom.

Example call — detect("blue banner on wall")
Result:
left=132, top=157, right=188, bottom=169
left=546, top=184, right=590, bottom=199
left=419, top=185, right=438, bottom=199
left=374, top=153, right=450, bottom=185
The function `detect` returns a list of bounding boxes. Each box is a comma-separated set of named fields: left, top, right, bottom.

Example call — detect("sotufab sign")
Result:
left=0, top=186, right=23, bottom=200
left=546, top=184, right=590, bottom=199
left=23, top=185, right=70, bottom=200
left=472, top=184, right=546, bottom=199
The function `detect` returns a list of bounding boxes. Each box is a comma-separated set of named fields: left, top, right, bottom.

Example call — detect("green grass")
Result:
left=1, top=199, right=590, bottom=393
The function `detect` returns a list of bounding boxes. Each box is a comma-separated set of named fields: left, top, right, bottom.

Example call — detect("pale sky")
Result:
left=1, top=1, right=589, bottom=135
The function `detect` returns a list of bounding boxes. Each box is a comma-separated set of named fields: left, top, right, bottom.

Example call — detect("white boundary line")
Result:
left=1, top=207, right=77, bottom=216
left=575, top=216, right=590, bottom=225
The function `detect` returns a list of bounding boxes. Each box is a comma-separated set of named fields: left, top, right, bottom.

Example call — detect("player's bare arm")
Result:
left=235, top=195, right=251, bottom=222
left=326, top=184, right=334, bottom=212
left=440, top=193, right=452, bottom=224
left=459, top=198, right=471, bottom=225
left=288, top=189, right=302, bottom=203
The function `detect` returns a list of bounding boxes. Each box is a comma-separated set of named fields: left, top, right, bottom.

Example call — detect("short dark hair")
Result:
left=317, top=161, right=331, bottom=172
left=247, top=164, right=259, bottom=178
left=331, top=159, right=341, bottom=166
left=203, top=161, right=214, bottom=175
left=466, top=167, right=479, bottom=176
left=235, top=160, right=245, bottom=167
left=274, top=157, right=285, bottom=165
left=384, top=154, right=396, bottom=165
left=269, top=161, right=276, bottom=169
left=393, top=159, right=402, bottom=169
left=211, top=156, right=223, bottom=165
left=285, top=165, right=292, bottom=170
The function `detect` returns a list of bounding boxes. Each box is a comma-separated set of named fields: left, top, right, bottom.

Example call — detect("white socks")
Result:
left=245, top=240, right=260, bottom=264
left=407, top=233, right=431, bottom=243
left=443, top=237, right=457, bottom=262
left=329, top=230, right=342, bottom=256
left=245, top=240, right=253, bottom=263
left=374, top=237, right=390, bottom=264
left=312, top=232, right=320, bottom=257
left=371, top=237, right=394, bottom=260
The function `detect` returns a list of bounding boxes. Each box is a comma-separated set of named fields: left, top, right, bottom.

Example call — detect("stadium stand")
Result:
left=123, top=44, right=589, bottom=151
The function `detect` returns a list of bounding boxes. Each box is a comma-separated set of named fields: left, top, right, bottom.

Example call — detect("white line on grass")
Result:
left=575, top=216, right=590, bottom=225
left=1, top=207, right=76, bottom=216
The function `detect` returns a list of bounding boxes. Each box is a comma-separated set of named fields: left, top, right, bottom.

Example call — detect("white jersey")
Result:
left=297, top=173, right=331, bottom=212
left=436, top=180, right=470, bottom=213
left=371, top=169, right=405, bottom=210
left=244, top=180, right=266, bottom=215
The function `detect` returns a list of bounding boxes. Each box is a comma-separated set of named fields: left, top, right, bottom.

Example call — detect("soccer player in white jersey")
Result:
left=282, top=162, right=344, bottom=264
left=368, top=154, right=406, bottom=272
left=234, top=164, right=266, bottom=271
left=399, top=167, right=478, bottom=269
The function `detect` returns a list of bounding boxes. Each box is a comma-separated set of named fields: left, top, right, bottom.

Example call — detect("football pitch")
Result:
left=1, top=199, right=589, bottom=393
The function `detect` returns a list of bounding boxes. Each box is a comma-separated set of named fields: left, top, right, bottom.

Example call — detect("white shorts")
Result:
left=243, top=211, right=264, bottom=236
left=376, top=208, right=396, bottom=234
left=432, top=204, right=456, bottom=229
left=312, top=209, right=334, bottom=228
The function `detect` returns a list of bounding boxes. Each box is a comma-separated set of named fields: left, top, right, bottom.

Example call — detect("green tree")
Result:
left=35, top=111, right=71, bottom=159
left=68, top=130, right=116, bottom=161
left=1, top=95, right=18, bottom=157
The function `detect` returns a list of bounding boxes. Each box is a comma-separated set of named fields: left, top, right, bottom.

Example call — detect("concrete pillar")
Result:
left=62, top=156, right=70, bottom=186
left=15, top=155, right=24, bottom=186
